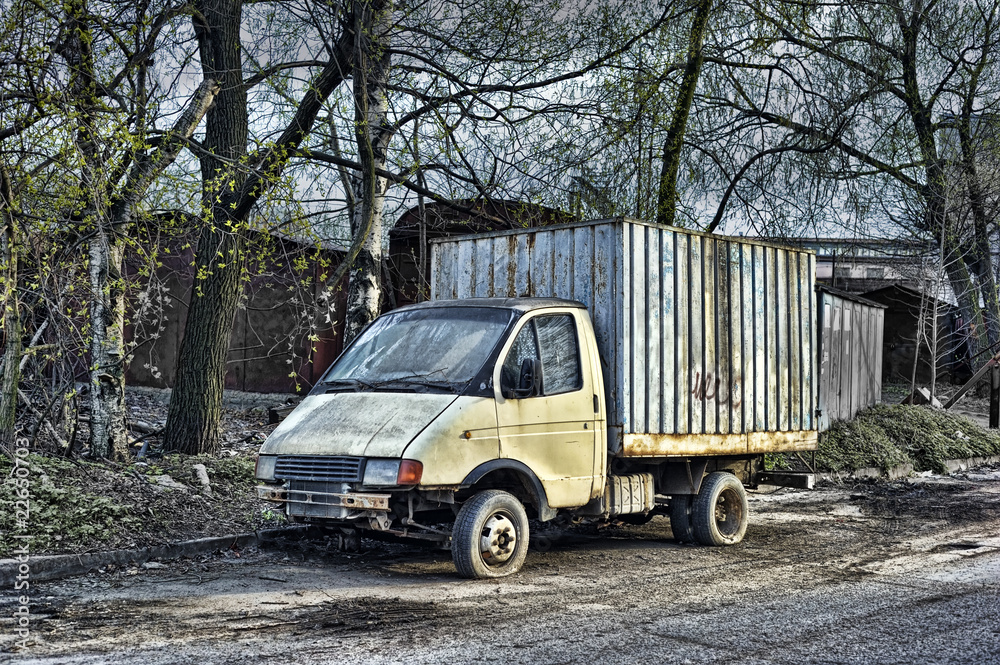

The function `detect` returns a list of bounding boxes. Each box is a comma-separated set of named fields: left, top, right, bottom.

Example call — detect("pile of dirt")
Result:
left=0, top=452, right=285, bottom=558
left=818, top=403, right=1000, bottom=473
left=0, top=391, right=287, bottom=558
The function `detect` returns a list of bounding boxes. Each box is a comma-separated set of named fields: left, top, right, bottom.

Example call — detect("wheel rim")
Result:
left=480, top=512, right=517, bottom=565
left=714, top=487, right=744, bottom=538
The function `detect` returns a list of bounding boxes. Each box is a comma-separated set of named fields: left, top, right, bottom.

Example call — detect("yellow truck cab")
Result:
left=257, top=298, right=609, bottom=578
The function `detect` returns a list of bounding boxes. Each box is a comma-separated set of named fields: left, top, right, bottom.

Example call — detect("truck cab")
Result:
left=256, top=298, right=610, bottom=578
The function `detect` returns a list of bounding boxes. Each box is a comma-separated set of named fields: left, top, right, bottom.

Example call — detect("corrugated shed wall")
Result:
left=817, top=289, right=885, bottom=429
left=431, top=218, right=817, bottom=438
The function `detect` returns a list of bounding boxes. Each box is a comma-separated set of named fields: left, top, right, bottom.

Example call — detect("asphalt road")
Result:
left=4, top=470, right=1000, bottom=664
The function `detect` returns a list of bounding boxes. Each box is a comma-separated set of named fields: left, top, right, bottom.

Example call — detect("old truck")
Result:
left=256, top=218, right=819, bottom=578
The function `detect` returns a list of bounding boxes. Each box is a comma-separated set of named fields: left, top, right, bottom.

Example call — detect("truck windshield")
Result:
left=322, top=307, right=515, bottom=392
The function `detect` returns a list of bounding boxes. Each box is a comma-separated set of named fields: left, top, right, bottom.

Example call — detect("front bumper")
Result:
left=258, top=485, right=391, bottom=511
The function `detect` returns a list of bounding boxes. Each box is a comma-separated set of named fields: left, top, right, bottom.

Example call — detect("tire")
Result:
left=670, top=495, right=696, bottom=542
left=452, top=490, right=530, bottom=579
left=692, top=472, right=748, bottom=546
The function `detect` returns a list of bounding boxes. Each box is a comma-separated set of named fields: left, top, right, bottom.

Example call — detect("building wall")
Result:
left=126, top=235, right=348, bottom=395
left=860, top=285, right=959, bottom=385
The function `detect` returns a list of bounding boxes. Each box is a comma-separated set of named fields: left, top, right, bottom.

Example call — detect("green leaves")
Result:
left=0, top=455, right=140, bottom=556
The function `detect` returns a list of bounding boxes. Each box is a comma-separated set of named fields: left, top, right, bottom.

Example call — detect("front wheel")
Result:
left=692, top=472, right=748, bottom=546
left=452, top=490, right=530, bottom=579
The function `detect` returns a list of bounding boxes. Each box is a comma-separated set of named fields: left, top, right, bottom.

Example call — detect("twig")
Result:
left=129, top=427, right=163, bottom=448
left=18, top=318, right=49, bottom=371
left=18, top=388, right=67, bottom=449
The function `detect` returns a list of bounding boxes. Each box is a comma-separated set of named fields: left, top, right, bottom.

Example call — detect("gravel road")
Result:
left=4, top=469, right=1000, bottom=664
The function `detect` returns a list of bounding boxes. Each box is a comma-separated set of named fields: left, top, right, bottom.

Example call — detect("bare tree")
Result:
left=162, top=0, right=355, bottom=454
left=713, top=0, right=1000, bottom=353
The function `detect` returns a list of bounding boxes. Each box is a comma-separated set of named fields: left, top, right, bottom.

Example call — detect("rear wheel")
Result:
left=692, top=472, right=748, bottom=546
left=670, top=495, right=696, bottom=542
left=452, top=490, right=529, bottom=579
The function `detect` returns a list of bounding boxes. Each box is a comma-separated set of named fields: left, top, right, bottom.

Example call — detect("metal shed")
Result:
left=817, top=286, right=885, bottom=430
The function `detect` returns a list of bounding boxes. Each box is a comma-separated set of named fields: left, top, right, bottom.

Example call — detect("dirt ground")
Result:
left=4, top=466, right=999, bottom=664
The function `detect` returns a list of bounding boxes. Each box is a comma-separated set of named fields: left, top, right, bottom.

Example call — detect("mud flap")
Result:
left=658, top=459, right=709, bottom=495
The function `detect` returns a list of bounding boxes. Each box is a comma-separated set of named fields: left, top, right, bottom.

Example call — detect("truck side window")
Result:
left=501, top=314, right=582, bottom=396
left=535, top=315, right=583, bottom=394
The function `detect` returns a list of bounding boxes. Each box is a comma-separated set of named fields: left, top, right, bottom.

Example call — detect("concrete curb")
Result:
left=0, top=525, right=317, bottom=587
left=817, top=455, right=1000, bottom=483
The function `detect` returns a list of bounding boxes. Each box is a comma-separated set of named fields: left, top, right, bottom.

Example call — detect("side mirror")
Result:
left=511, top=358, right=542, bottom=398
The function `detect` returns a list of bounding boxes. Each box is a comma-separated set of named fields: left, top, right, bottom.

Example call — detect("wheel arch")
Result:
left=460, top=460, right=557, bottom=521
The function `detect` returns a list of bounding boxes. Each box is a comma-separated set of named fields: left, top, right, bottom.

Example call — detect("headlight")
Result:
left=363, top=459, right=423, bottom=487
left=363, top=459, right=401, bottom=486
left=255, top=455, right=276, bottom=481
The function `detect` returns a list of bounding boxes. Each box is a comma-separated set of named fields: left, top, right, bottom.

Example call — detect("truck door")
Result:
left=494, top=310, right=600, bottom=509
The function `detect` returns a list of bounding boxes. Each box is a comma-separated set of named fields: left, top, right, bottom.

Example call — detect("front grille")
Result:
left=274, top=455, right=364, bottom=482
left=286, top=480, right=351, bottom=519
left=288, top=480, right=347, bottom=504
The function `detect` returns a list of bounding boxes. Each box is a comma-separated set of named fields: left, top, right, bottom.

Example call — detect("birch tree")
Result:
left=0, top=0, right=220, bottom=457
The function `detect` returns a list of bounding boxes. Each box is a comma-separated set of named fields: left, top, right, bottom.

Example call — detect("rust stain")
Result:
left=623, top=432, right=748, bottom=457
left=505, top=235, right=517, bottom=296
left=257, top=486, right=391, bottom=510
left=747, top=430, right=818, bottom=453
left=622, top=430, right=818, bottom=457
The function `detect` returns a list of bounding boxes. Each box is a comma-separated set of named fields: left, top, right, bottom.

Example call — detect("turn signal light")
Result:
left=397, top=459, right=423, bottom=485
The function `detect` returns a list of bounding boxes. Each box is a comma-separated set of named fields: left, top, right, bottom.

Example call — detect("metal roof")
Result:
left=816, top=284, right=887, bottom=308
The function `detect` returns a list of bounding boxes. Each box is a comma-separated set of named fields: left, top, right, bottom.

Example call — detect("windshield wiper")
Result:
left=391, top=379, right=460, bottom=393
left=324, top=377, right=442, bottom=393
left=324, top=368, right=462, bottom=394
left=323, top=378, right=376, bottom=393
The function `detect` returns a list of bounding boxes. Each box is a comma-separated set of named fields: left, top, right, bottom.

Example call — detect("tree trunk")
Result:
left=655, top=0, right=711, bottom=227
left=59, top=0, right=129, bottom=459
left=957, top=116, right=1000, bottom=348
left=896, top=5, right=991, bottom=359
left=164, top=0, right=249, bottom=455
left=344, top=0, right=394, bottom=345
left=87, top=231, right=129, bottom=459
left=0, top=168, right=19, bottom=455
left=163, top=1, right=352, bottom=454
left=164, top=222, right=248, bottom=454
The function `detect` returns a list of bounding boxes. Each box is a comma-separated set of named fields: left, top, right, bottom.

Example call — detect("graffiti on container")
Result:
left=691, top=371, right=742, bottom=408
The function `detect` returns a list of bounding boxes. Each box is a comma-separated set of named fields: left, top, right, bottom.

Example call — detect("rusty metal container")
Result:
left=431, top=218, right=818, bottom=458
left=817, top=286, right=885, bottom=429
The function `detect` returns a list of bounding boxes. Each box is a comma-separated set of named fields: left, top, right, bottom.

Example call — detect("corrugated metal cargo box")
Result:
left=431, top=218, right=818, bottom=458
